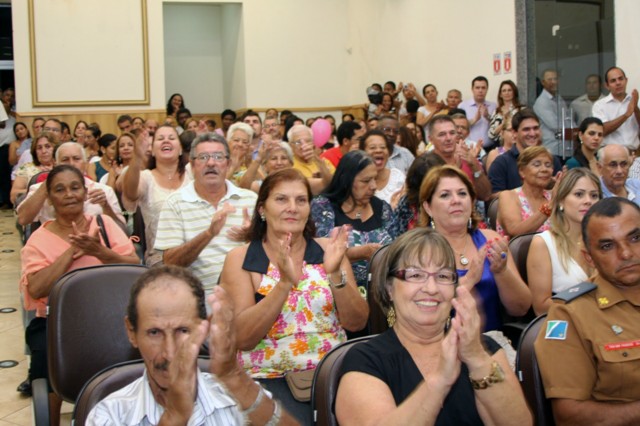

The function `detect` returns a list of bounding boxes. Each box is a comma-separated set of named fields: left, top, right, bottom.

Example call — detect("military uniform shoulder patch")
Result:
left=552, top=281, right=596, bottom=303
left=545, top=320, right=568, bottom=340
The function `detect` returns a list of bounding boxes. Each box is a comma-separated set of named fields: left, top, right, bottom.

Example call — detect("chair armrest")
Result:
left=32, top=378, right=50, bottom=426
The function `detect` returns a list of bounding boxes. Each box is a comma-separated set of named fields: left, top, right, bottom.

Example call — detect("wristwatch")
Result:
left=469, top=361, right=505, bottom=390
left=328, top=270, right=347, bottom=289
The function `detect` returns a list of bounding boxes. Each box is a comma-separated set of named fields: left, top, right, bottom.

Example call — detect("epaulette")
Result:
left=552, top=281, right=597, bottom=303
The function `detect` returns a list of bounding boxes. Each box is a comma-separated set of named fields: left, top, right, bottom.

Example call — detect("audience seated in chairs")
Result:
left=527, top=168, right=601, bottom=315
left=20, top=165, right=138, bottom=425
left=220, top=168, right=368, bottom=424
left=335, top=228, right=531, bottom=425
left=86, top=265, right=299, bottom=425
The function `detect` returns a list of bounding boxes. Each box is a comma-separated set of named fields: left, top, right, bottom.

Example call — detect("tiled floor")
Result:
left=0, top=210, right=72, bottom=425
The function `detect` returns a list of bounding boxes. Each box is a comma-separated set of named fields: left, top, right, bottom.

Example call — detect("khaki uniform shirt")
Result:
left=535, top=275, right=640, bottom=402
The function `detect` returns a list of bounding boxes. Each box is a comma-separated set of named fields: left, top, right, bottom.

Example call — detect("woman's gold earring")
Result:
left=386, top=306, right=396, bottom=327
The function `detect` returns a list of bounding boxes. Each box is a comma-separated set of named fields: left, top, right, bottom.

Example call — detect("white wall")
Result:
left=347, top=0, right=517, bottom=105
left=14, top=0, right=608, bottom=116
left=163, top=3, right=225, bottom=113
left=614, top=0, right=640, bottom=92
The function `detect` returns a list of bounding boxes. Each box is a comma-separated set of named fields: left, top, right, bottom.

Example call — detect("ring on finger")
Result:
left=500, top=251, right=507, bottom=259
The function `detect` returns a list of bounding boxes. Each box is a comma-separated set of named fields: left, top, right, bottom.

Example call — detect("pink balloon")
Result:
left=311, top=118, right=332, bottom=148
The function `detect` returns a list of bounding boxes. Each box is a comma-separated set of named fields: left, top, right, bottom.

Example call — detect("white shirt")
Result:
left=570, top=93, right=604, bottom=125
left=19, top=176, right=124, bottom=224
left=86, top=369, right=243, bottom=426
left=154, top=180, right=257, bottom=293
left=592, top=93, right=640, bottom=150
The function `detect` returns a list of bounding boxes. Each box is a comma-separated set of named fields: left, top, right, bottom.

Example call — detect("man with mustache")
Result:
left=87, top=265, right=297, bottom=425
left=597, top=144, right=640, bottom=207
left=154, top=133, right=256, bottom=295
left=535, top=197, right=640, bottom=425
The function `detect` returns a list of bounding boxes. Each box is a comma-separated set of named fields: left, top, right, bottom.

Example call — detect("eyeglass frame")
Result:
left=389, top=268, right=458, bottom=286
left=193, top=152, right=229, bottom=163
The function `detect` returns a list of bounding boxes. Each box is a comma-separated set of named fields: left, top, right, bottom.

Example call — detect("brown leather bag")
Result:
left=285, top=370, right=315, bottom=402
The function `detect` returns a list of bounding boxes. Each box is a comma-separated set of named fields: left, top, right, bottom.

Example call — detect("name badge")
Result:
left=604, top=340, right=640, bottom=351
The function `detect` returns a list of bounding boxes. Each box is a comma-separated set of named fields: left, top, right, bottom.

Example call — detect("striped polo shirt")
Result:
left=154, top=180, right=257, bottom=293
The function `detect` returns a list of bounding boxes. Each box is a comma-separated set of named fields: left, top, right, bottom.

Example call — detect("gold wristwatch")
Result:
left=469, top=361, right=505, bottom=390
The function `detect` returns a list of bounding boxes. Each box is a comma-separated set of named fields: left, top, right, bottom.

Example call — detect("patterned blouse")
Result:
left=238, top=238, right=346, bottom=378
left=496, top=186, right=551, bottom=236
left=311, top=195, right=399, bottom=290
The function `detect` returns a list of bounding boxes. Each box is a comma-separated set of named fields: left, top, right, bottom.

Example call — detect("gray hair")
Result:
left=287, top=124, right=313, bottom=144
left=264, top=142, right=294, bottom=165
left=189, top=132, right=230, bottom=159
left=55, top=141, right=87, bottom=163
left=227, top=122, right=254, bottom=141
left=596, top=144, right=630, bottom=164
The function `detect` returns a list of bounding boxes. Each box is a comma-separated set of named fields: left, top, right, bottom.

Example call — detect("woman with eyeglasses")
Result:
left=335, top=228, right=531, bottom=426
left=122, top=125, right=192, bottom=262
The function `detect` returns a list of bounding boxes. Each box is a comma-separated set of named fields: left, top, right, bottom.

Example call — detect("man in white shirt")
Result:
left=16, top=142, right=124, bottom=227
left=87, top=265, right=296, bottom=425
left=570, top=74, right=604, bottom=125
left=154, top=133, right=257, bottom=293
left=592, top=67, right=640, bottom=152
left=459, top=76, right=497, bottom=148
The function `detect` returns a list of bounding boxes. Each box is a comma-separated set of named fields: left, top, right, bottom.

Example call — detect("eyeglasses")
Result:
left=194, top=152, right=228, bottom=163
left=604, top=161, right=630, bottom=170
left=382, top=127, right=399, bottom=135
left=292, top=138, right=312, bottom=146
left=264, top=124, right=279, bottom=129
left=43, top=127, right=61, bottom=133
left=390, top=268, right=457, bottom=285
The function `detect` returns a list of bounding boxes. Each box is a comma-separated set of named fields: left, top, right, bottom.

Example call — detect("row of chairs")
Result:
left=34, top=235, right=551, bottom=425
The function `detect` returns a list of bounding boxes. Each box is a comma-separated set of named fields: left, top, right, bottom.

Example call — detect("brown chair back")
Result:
left=311, top=336, right=373, bottom=426
left=515, top=314, right=555, bottom=426
left=366, top=244, right=390, bottom=335
left=47, top=264, right=148, bottom=402
left=73, top=358, right=211, bottom=425
left=508, top=232, right=538, bottom=284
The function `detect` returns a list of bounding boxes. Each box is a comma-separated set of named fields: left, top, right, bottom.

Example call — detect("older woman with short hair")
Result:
left=226, top=122, right=255, bottom=185
left=336, top=228, right=531, bottom=426
left=497, top=146, right=556, bottom=237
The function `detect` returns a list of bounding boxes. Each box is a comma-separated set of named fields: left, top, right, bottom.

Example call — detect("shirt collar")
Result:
left=137, top=369, right=236, bottom=425
left=181, top=180, right=241, bottom=204
left=593, top=275, right=635, bottom=309
left=242, top=237, right=324, bottom=273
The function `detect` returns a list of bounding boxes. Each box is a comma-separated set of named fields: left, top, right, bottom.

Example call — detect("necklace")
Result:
left=355, top=211, right=362, bottom=219
left=456, top=236, right=470, bottom=266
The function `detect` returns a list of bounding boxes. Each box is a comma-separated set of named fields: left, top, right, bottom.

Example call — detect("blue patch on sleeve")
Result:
left=545, top=320, right=568, bottom=340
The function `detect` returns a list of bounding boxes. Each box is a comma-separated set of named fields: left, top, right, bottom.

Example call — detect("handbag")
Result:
left=284, top=369, right=315, bottom=402
left=96, top=215, right=111, bottom=249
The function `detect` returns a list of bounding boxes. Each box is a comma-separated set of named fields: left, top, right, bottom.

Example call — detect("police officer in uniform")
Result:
left=535, top=197, right=640, bottom=425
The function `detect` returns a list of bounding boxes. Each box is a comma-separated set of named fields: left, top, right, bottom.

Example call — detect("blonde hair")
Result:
left=550, top=168, right=601, bottom=271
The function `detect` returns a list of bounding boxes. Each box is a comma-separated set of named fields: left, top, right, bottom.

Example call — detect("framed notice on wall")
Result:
left=28, top=0, right=149, bottom=107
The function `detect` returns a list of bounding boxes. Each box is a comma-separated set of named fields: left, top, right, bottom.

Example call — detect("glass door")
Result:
left=534, top=0, right=614, bottom=160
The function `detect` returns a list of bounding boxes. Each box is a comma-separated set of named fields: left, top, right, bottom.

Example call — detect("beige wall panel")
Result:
left=347, top=0, right=517, bottom=105
left=614, top=1, right=639, bottom=92
left=28, top=0, right=149, bottom=106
